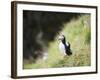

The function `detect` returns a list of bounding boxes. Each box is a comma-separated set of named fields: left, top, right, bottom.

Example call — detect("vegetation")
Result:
left=23, top=14, right=91, bottom=69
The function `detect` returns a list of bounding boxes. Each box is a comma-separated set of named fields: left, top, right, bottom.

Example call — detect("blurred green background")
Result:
left=23, top=14, right=91, bottom=69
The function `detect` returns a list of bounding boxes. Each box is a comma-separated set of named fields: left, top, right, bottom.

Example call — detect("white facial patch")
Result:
left=58, top=35, right=64, bottom=40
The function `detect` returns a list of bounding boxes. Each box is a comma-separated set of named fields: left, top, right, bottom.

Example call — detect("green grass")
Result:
left=23, top=14, right=91, bottom=69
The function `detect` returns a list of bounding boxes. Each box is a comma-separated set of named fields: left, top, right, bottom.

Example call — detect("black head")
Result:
left=58, top=35, right=66, bottom=44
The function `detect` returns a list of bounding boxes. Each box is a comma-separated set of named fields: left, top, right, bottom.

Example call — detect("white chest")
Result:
left=59, top=42, right=66, bottom=55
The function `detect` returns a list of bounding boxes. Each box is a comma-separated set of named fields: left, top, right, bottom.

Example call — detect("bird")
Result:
left=58, top=34, right=72, bottom=56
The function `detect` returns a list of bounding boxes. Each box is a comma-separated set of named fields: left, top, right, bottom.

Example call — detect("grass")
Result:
left=23, top=14, right=91, bottom=69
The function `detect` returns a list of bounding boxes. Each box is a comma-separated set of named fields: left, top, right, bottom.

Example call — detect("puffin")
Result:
left=58, top=35, right=72, bottom=56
